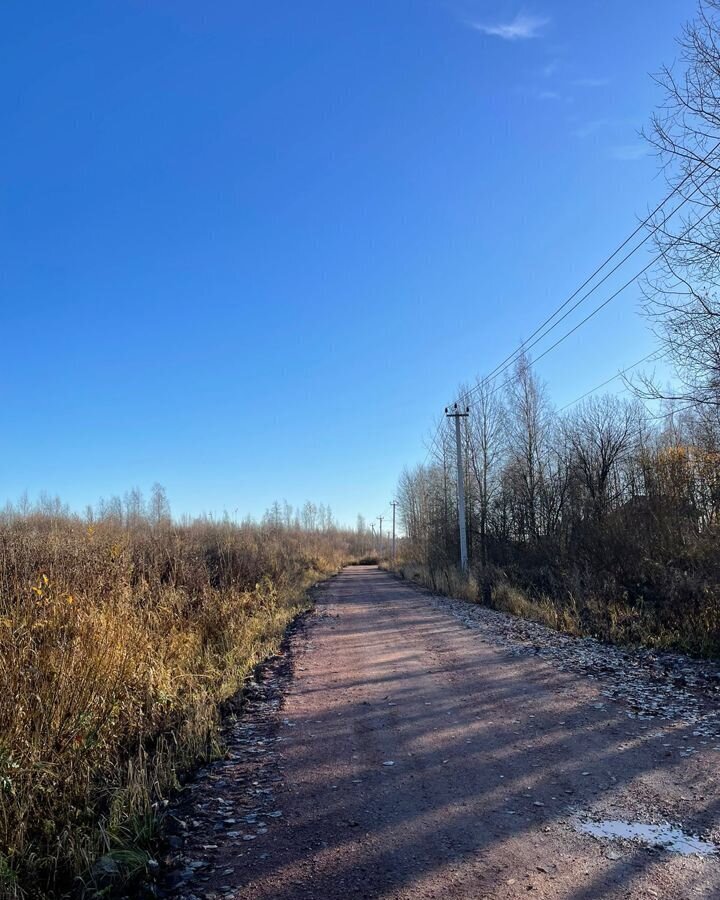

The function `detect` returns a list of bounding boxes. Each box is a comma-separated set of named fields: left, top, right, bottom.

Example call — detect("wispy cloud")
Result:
left=572, top=77, right=610, bottom=88
left=471, top=13, right=549, bottom=41
left=573, top=119, right=611, bottom=139
left=610, top=143, right=647, bottom=161
left=541, top=59, right=561, bottom=78
left=515, top=84, right=571, bottom=104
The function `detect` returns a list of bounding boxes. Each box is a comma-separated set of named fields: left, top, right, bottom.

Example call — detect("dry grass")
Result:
left=0, top=512, right=350, bottom=898
left=392, top=558, right=720, bottom=656
left=391, top=563, right=479, bottom=605
left=489, top=577, right=720, bottom=655
left=490, top=581, right=581, bottom=635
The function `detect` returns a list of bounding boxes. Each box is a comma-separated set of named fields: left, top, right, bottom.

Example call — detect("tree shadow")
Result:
left=162, top=567, right=720, bottom=899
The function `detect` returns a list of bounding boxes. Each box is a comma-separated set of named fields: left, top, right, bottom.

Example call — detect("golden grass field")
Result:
left=0, top=512, right=351, bottom=898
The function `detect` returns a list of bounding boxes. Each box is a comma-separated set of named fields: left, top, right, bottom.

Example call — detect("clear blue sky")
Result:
left=1, top=1, right=697, bottom=525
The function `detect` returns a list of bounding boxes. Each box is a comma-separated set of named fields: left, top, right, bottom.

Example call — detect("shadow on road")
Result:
left=159, top=567, right=720, bottom=899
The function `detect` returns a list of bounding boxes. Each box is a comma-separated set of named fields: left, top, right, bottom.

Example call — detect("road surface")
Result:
left=159, top=565, right=720, bottom=899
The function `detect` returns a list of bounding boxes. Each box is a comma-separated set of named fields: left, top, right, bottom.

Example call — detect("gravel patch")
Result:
left=427, top=591, right=720, bottom=740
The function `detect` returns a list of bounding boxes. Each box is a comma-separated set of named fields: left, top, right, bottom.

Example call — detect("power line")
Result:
left=424, top=353, right=664, bottom=464
left=557, top=350, right=665, bottom=412
left=422, top=202, right=714, bottom=467
left=467, top=144, right=719, bottom=395
left=461, top=181, right=715, bottom=408
left=491, top=203, right=714, bottom=395
left=620, top=403, right=708, bottom=457
left=418, top=146, right=720, bottom=468
left=423, top=202, right=715, bottom=466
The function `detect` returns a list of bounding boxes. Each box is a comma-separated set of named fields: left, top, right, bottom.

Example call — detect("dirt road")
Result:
left=158, top=566, right=720, bottom=899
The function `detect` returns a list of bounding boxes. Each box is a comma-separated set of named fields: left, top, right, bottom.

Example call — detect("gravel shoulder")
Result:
left=155, top=565, right=720, bottom=900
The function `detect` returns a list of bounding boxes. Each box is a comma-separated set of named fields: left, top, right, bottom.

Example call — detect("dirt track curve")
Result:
left=157, top=565, right=720, bottom=900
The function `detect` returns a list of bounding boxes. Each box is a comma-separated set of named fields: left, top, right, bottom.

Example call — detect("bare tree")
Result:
left=505, top=355, right=553, bottom=540
left=149, top=482, right=171, bottom=525
left=263, top=500, right=283, bottom=529
left=123, top=488, right=145, bottom=528
left=639, top=0, right=720, bottom=411
left=564, top=396, right=636, bottom=519
left=301, top=501, right=317, bottom=531
left=466, top=379, right=505, bottom=565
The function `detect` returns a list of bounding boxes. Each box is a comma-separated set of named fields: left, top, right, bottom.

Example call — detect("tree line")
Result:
left=396, top=0, right=720, bottom=655
left=397, top=356, right=720, bottom=652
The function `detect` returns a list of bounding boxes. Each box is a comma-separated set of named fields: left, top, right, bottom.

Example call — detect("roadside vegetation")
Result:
left=395, top=1, right=720, bottom=659
left=0, top=488, right=362, bottom=898
left=394, top=376, right=720, bottom=656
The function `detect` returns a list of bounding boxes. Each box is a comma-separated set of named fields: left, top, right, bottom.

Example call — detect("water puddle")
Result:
left=576, top=818, right=718, bottom=856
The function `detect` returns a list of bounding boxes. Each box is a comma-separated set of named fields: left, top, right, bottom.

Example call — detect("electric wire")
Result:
left=557, top=350, right=665, bottom=412
left=466, top=143, right=720, bottom=392
left=419, top=202, right=715, bottom=466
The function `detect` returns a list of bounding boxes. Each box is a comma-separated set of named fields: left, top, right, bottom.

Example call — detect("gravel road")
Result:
left=157, top=565, right=720, bottom=899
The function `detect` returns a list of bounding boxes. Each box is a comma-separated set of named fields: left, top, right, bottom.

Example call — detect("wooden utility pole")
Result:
left=377, top=516, right=384, bottom=556
left=445, top=403, right=470, bottom=572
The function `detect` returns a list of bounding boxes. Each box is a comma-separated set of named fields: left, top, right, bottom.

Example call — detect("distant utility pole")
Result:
left=370, top=521, right=376, bottom=553
left=390, top=501, right=397, bottom=563
left=377, top=516, right=384, bottom=556
left=445, top=403, right=470, bottom=573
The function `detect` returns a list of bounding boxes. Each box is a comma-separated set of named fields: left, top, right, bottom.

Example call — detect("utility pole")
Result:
left=390, top=501, right=397, bottom=563
left=377, top=516, right=384, bottom=556
left=370, top=521, right=376, bottom=552
left=445, top=403, right=470, bottom=573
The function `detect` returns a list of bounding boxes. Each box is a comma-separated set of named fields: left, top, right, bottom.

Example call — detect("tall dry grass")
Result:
left=0, top=511, right=351, bottom=897
left=392, top=559, right=720, bottom=656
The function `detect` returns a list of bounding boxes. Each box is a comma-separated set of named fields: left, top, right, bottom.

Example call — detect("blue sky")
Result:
left=1, top=1, right=697, bottom=525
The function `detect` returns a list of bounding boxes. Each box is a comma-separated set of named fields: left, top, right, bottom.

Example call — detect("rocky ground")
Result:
left=428, top=591, right=720, bottom=744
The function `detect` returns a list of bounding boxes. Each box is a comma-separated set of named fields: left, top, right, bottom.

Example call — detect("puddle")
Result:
left=576, top=818, right=718, bottom=856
